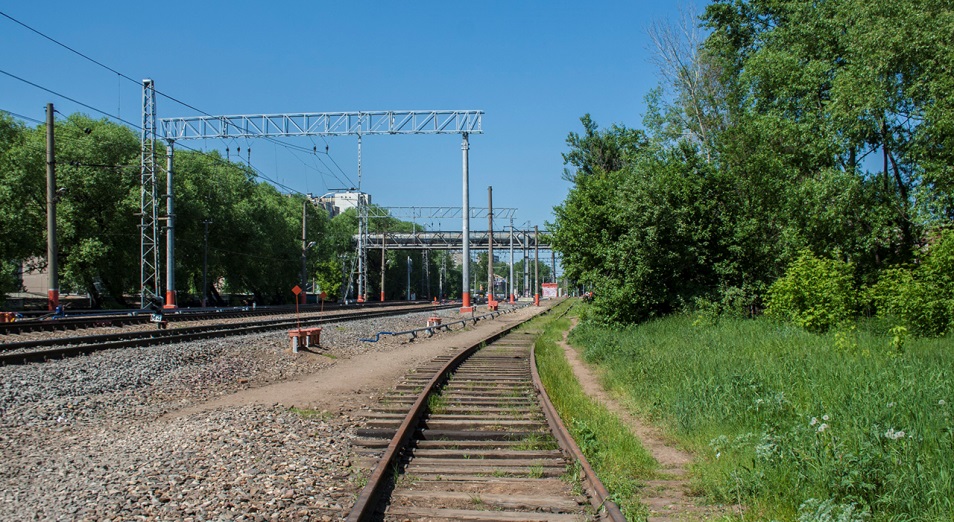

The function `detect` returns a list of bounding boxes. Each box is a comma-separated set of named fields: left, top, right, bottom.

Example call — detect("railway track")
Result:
left=349, top=302, right=624, bottom=521
left=0, top=300, right=437, bottom=335
left=0, top=304, right=459, bottom=365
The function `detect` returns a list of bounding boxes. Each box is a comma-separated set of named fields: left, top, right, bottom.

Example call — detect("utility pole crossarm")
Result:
left=160, top=110, right=483, bottom=140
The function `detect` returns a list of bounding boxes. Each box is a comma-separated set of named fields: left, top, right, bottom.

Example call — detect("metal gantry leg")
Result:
left=509, top=217, right=514, bottom=303
left=460, top=133, right=472, bottom=312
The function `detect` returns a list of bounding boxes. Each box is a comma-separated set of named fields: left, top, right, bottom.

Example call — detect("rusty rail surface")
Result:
left=348, top=301, right=625, bottom=521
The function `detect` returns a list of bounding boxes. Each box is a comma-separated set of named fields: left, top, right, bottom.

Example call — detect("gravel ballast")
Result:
left=0, top=308, right=476, bottom=521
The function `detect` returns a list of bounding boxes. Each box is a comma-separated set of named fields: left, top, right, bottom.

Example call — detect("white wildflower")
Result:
left=817, top=423, right=828, bottom=433
left=884, top=428, right=906, bottom=440
left=940, top=400, right=947, bottom=406
left=810, top=417, right=818, bottom=426
left=822, top=414, right=830, bottom=421
left=887, top=402, right=895, bottom=408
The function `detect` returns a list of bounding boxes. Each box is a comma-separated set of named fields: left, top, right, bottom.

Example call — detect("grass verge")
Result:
left=570, top=310, right=954, bottom=521
left=532, top=301, right=657, bottom=521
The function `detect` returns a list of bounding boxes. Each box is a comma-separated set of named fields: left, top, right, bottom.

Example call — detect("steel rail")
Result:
left=358, top=304, right=528, bottom=342
left=347, top=301, right=623, bottom=521
left=0, top=305, right=457, bottom=365
left=530, top=304, right=626, bottom=520
left=0, top=300, right=437, bottom=335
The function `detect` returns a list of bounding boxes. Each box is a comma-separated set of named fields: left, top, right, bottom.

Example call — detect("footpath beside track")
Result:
left=348, top=300, right=624, bottom=521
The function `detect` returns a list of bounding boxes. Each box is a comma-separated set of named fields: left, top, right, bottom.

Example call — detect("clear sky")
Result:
left=1, top=1, right=702, bottom=230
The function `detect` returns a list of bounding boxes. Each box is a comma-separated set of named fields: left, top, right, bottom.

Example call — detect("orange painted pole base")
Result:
left=534, top=294, right=540, bottom=306
left=509, top=294, right=515, bottom=304
left=163, top=290, right=177, bottom=309
left=460, top=292, right=474, bottom=313
left=47, top=289, right=59, bottom=311
left=381, top=291, right=386, bottom=302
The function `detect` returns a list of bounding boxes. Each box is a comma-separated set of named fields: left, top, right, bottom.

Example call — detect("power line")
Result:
left=0, top=9, right=210, bottom=117
left=0, top=10, right=138, bottom=84
left=0, top=10, right=356, bottom=194
left=174, top=141, right=304, bottom=195
left=0, top=68, right=142, bottom=130
left=0, top=107, right=43, bottom=125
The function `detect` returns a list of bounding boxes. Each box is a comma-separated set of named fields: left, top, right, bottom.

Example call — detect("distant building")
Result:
left=310, top=191, right=371, bottom=217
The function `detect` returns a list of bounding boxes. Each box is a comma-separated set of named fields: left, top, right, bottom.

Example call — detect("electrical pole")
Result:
left=487, top=186, right=494, bottom=304
left=202, top=219, right=211, bottom=307
left=509, top=217, right=514, bottom=304
left=164, top=140, right=176, bottom=309
left=406, top=255, right=412, bottom=301
left=380, top=230, right=386, bottom=302
left=45, top=103, right=59, bottom=311
left=301, top=201, right=308, bottom=305
left=523, top=229, right=529, bottom=297
left=460, top=133, right=472, bottom=312
left=534, top=225, right=540, bottom=306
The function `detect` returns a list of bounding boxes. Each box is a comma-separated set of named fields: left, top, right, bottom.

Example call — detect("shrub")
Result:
left=869, top=230, right=954, bottom=336
left=765, top=250, right=857, bottom=332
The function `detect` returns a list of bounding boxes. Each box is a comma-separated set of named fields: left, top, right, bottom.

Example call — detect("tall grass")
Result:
left=570, top=313, right=954, bottom=520
left=533, top=304, right=657, bottom=520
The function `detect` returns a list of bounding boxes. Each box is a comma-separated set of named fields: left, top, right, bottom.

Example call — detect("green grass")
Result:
left=287, top=406, right=330, bottom=420
left=570, top=311, right=954, bottom=521
left=427, top=392, right=448, bottom=414
left=533, top=302, right=657, bottom=521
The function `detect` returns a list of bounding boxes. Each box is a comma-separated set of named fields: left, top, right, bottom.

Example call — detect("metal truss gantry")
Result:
left=160, top=110, right=482, bottom=139
left=155, top=109, right=483, bottom=308
left=359, top=230, right=550, bottom=250
left=370, top=206, right=517, bottom=220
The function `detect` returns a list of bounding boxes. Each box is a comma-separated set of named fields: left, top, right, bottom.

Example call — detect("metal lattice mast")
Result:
left=140, top=79, right=160, bottom=307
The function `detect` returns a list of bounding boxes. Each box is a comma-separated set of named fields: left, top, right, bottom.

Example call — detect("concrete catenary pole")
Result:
left=534, top=225, right=540, bottom=306
left=202, top=219, right=211, bottom=306
left=380, top=235, right=386, bottom=302
left=301, top=201, right=308, bottom=304
left=45, top=103, right=59, bottom=311
left=487, top=186, right=493, bottom=304
left=164, top=140, right=176, bottom=309
left=460, top=133, right=472, bottom=312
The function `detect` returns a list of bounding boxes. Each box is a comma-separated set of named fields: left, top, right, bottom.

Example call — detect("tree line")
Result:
left=0, top=112, right=477, bottom=308
left=551, top=0, right=954, bottom=335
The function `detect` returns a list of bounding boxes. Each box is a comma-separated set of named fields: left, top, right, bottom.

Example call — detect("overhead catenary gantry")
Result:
left=144, top=101, right=483, bottom=311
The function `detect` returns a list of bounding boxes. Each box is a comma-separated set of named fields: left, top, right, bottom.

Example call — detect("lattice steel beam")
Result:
left=369, top=206, right=517, bottom=220
left=359, top=231, right=552, bottom=251
left=159, top=110, right=483, bottom=140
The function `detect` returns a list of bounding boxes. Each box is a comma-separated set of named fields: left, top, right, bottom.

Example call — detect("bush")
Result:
left=765, top=250, right=857, bottom=332
left=869, top=230, right=954, bottom=336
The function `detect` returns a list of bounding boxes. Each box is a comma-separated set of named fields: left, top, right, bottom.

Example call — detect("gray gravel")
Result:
left=0, top=309, right=463, bottom=521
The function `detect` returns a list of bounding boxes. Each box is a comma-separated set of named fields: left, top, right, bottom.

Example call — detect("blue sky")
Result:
left=1, top=1, right=701, bottom=230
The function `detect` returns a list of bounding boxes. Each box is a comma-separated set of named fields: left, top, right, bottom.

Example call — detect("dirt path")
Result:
left=558, top=318, right=735, bottom=521
left=170, top=304, right=551, bottom=419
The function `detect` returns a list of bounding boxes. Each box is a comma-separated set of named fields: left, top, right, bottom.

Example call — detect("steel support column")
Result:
left=460, top=133, right=472, bottom=312
left=45, top=103, right=59, bottom=311
left=508, top=218, right=514, bottom=303
left=534, top=225, right=540, bottom=306
left=487, top=186, right=493, bottom=303
left=164, top=140, right=176, bottom=309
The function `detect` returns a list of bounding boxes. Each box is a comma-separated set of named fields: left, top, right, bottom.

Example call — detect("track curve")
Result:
left=348, top=301, right=624, bottom=521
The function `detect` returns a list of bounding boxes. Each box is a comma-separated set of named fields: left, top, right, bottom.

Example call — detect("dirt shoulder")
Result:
left=558, top=317, right=736, bottom=521
left=172, top=303, right=553, bottom=418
